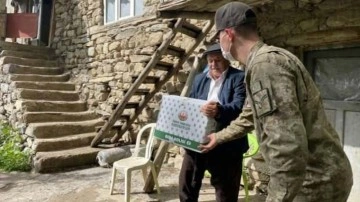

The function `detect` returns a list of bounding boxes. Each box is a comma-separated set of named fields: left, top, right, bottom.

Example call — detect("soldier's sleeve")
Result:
left=214, top=100, right=254, bottom=144
left=250, top=60, right=308, bottom=202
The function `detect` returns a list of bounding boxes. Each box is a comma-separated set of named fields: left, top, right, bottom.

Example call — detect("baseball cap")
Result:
left=203, top=43, right=221, bottom=56
left=215, top=2, right=257, bottom=34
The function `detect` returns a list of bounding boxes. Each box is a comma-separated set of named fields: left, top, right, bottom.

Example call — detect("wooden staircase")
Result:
left=91, top=18, right=214, bottom=147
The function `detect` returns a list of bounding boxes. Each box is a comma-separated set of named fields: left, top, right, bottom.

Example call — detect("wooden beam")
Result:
left=0, top=13, right=6, bottom=40
left=158, top=10, right=214, bottom=20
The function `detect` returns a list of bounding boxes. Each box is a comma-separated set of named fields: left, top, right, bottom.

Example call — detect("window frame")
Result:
left=104, top=0, right=143, bottom=25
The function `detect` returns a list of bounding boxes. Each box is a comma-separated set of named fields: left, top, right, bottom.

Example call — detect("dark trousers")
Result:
left=179, top=147, right=243, bottom=202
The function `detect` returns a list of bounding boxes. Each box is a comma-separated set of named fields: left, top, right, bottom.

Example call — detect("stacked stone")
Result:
left=256, top=0, right=360, bottom=48
left=51, top=0, right=208, bottom=132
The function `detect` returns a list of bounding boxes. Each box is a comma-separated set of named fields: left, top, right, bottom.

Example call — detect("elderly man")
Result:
left=179, top=43, right=248, bottom=202
left=200, top=2, right=353, bottom=202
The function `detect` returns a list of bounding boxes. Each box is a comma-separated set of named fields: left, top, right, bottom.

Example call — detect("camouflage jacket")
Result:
left=215, top=42, right=353, bottom=202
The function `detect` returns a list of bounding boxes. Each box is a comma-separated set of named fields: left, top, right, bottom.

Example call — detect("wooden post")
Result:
left=143, top=56, right=203, bottom=193
left=0, top=0, right=7, bottom=41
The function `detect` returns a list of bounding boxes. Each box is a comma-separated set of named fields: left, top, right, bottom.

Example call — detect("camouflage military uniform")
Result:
left=215, top=42, right=353, bottom=202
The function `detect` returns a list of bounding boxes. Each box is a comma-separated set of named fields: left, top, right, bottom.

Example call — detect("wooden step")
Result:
left=154, top=61, right=174, bottom=71
left=96, top=110, right=131, bottom=121
left=178, top=21, right=202, bottom=38
left=111, top=102, right=140, bottom=110
left=95, top=120, right=123, bottom=132
left=124, top=88, right=150, bottom=95
left=131, top=75, right=160, bottom=83
left=166, top=45, right=186, bottom=57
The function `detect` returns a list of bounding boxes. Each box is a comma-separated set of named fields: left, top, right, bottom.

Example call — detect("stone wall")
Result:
left=256, top=0, right=360, bottom=54
left=52, top=0, right=207, bottom=134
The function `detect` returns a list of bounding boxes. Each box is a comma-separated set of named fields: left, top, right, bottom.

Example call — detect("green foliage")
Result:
left=0, top=122, right=31, bottom=172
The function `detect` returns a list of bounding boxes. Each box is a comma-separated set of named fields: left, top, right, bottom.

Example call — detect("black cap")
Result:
left=203, top=43, right=222, bottom=56
left=215, top=2, right=257, bottom=33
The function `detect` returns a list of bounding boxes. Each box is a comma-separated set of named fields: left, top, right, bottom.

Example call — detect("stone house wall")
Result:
left=52, top=0, right=206, bottom=132
left=257, top=0, right=360, bottom=56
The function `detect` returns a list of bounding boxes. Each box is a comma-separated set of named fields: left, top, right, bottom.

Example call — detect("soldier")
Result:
left=199, top=2, right=353, bottom=202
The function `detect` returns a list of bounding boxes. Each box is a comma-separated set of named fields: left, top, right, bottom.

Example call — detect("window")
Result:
left=104, top=0, right=144, bottom=24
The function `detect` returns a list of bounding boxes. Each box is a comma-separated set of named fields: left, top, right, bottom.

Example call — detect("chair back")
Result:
left=133, top=123, right=156, bottom=160
left=243, top=132, right=259, bottom=158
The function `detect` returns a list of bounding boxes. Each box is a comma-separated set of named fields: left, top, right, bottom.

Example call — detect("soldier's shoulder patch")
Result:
left=251, top=81, right=262, bottom=93
left=252, top=88, right=275, bottom=117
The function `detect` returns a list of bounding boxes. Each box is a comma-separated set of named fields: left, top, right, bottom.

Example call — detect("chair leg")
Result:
left=109, top=167, right=117, bottom=195
left=124, top=169, right=131, bottom=202
left=141, top=167, right=148, bottom=183
left=150, top=163, right=161, bottom=194
left=243, top=169, right=249, bottom=202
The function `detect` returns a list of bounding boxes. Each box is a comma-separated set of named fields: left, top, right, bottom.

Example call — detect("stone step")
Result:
left=0, top=50, right=55, bottom=60
left=25, top=119, right=104, bottom=138
left=0, top=56, right=58, bottom=67
left=10, top=72, right=70, bottom=82
left=3, top=64, right=64, bottom=75
left=33, top=146, right=102, bottom=172
left=18, top=100, right=87, bottom=112
left=24, top=111, right=99, bottom=123
left=12, top=81, right=76, bottom=91
left=0, top=41, right=55, bottom=54
left=18, top=89, right=80, bottom=101
left=32, top=132, right=97, bottom=152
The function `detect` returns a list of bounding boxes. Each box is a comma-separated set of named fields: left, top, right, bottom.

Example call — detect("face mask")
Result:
left=221, top=44, right=236, bottom=61
left=220, top=33, right=236, bottom=61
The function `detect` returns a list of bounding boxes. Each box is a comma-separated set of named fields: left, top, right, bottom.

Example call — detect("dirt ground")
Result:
left=0, top=160, right=266, bottom=202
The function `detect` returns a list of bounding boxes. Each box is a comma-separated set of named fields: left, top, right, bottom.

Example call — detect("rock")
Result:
left=109, top=42, right=121, bottom=52
left=87, top=47, right=95, bottom=57
left=129, top=55, right=151, bottom=63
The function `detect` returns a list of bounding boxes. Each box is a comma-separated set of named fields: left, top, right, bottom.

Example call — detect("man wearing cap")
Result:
left=179, top=43, right=248, bottom=202
left=199, top=2, right=353, bottom=202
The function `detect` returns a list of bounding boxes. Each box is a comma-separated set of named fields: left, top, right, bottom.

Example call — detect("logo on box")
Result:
left=178, top=111, right=188, bottom=121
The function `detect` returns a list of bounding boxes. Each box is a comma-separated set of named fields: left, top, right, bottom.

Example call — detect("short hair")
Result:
left=233, top=22, right=258, bottom=39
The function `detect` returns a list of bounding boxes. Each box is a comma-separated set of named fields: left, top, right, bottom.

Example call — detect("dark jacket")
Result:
left=189, top=66, right=249, bottom=153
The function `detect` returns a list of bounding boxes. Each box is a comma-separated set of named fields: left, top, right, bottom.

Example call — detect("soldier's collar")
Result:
left=246, top=41, right=265, bottom=67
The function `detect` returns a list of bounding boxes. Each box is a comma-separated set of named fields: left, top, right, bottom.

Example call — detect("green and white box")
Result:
left=154, top=95, right=217, bottom=153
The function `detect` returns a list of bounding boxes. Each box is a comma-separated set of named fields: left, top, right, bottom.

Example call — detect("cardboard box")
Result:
left=154, top=95, right=217, bottom=152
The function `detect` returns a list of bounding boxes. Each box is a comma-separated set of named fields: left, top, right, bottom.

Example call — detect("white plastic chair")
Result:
left=109, top=123, right=160, bottom=202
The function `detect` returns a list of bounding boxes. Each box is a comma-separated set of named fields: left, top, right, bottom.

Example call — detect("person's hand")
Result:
left=198, top=133, right=218, bottom=153
left=201, top=101, right=219, bottom=118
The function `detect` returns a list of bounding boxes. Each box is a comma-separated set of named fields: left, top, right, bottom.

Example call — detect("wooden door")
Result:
left=305, top=47, right=360, bottom=201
